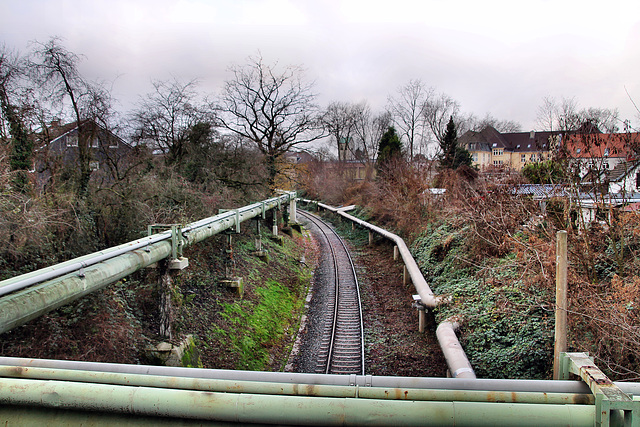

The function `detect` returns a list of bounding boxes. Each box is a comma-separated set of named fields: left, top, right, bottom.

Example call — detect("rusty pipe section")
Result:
left=0, top=364, right=593, bottom=405
left=0, top=376, right=597, bottom=426
left=0, top=192, right=295, bottom=334
left=0, top=356, right=600, bottom=393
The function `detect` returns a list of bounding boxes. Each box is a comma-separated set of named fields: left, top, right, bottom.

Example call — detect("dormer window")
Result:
left=604, top=148, right=610, bottom=157
left=576, top=148, right=581, bottom=154
left=66, top=134, right=78, bottom=147
left=492, top=143, right=497, bottom=147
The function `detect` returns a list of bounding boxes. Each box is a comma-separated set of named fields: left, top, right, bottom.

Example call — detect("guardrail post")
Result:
left=158, top=260, right=173, bottom=339
left=221, top=231, right=243, bottom=297
left=252, top=219, right=268, bottom=262
left=561, top=352, right=639, bottom=426
left=412, top=295, right=426, bottom=333
left=393, top=245, right=399, bottom=261
left=553, top=230, right=568, bottom=380
left=368, top=230, right=374, bottom=246
left=147, top=224, right=189, bottom=339
left=289, top=197, right=297, bottom=224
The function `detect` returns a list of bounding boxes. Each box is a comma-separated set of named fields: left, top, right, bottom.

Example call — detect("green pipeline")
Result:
left=0, top=193, right=294, bottom=334
left=0, top=376, right=596, bottom=426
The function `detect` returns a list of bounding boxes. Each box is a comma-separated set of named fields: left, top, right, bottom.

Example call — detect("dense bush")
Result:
left=412, top=223, right=554, bottom=378
left=319, top=157, right=640, bottom=380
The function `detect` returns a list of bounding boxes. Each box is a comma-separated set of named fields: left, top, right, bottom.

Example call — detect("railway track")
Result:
left=298, top=210, right=365, bottom=375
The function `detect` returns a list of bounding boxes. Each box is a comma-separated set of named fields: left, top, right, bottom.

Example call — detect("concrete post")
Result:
left=393, top=245, right=399, bottom=261
left=553, top=230, right=568, bottom=380
left=271, top=210, right=278, bottom=237
left=289, top=197, right=297, bottom=224
left=255, top=220, right=262, bottom=252
left=159, top=260, right=173, bottom=339
left=418, top=309, right=426, bottom=333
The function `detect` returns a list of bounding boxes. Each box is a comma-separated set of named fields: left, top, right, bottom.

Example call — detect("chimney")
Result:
left=529, top=131, right=535, bottom=139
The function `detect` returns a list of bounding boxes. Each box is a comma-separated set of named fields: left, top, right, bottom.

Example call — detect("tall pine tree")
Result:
left=438, top=116, right=472, bottom=169
left=376, top=126, right=403, bottom=166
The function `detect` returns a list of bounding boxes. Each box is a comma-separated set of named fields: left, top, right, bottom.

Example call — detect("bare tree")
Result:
left=31, top=37, right=112, bottom=197
left=131, top=78, right=202, bottom=164
left=387, top=79, right=432, bottom=161
left=465, top=112, right=521, bottom=133
left=423, top=91, right=461, bottom=145
left=352, top=105, right=391, bottom=163
left=0, top=46, right=33, bottom=193
left=321, top=101, right=361, bottom=162
left=216, top=55, right=323, bottom=186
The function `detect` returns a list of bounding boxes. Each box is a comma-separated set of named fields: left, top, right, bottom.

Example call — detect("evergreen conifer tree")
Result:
left=377, top=126, right=403, bottom=166
left=438, top=116, right=472, bottom=169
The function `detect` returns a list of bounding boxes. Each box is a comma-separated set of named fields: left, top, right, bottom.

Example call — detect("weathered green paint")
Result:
left=561, top=352, right=640, bottom=427
left=0, top=193, right=295, bottom=334
left=0, top=376, right=596, bottom=426
left=0, top=365, right=594, bottom=405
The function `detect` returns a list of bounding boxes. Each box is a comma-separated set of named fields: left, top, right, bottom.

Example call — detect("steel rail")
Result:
left=303, top=199, right=476, bottom=379
left=300, top=210, right=364, bottom=375
left=333, top=215, right=366, bottom=377
left=304, top=200, right=439, bottom=307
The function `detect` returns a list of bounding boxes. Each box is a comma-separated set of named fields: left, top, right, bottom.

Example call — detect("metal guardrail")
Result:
left=0, top=192, right=296, bottom=334
left=301, top=199, right=475, bottom=380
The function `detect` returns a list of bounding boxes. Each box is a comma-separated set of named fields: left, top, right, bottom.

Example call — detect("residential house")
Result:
left=605, top=161, right=640, bottom=195
left=563, top=131, right=640, bottom=178
left=35, top=119, right=136, bottom=188
left=459, top=126, right=557, bottom=171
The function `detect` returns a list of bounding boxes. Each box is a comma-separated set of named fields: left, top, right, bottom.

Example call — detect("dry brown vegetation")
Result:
left=306, top=159, right=640, bottom=380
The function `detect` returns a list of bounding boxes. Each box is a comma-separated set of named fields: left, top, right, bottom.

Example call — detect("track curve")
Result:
left=298, top=210, right=365, bottom=375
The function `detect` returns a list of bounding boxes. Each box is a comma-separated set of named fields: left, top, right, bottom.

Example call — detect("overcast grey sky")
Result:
left=2, top=0, right=640, bottom=131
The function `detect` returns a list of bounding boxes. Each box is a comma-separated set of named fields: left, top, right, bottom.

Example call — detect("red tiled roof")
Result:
left=564, top=133, right=640, bottom=160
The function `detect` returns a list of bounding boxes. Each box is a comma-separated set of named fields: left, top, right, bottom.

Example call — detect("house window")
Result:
left=90, top=161, right=100, bottom=171
left=91, top=137, right=100, bottom=148
left=493, top=149, right=503, bottom=156
left=469, top=143, right=475, bottom=150
left=493, top=160, right=503, bottom=166
left=604, top=148, right=610, bottom=157
left=66, top=134, right=78, bottom=147
left=576, top=148, right=581, bottom=154
left=521, top=154, right=526, bottom=162
left=472, top=153, right=478, bottom=162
